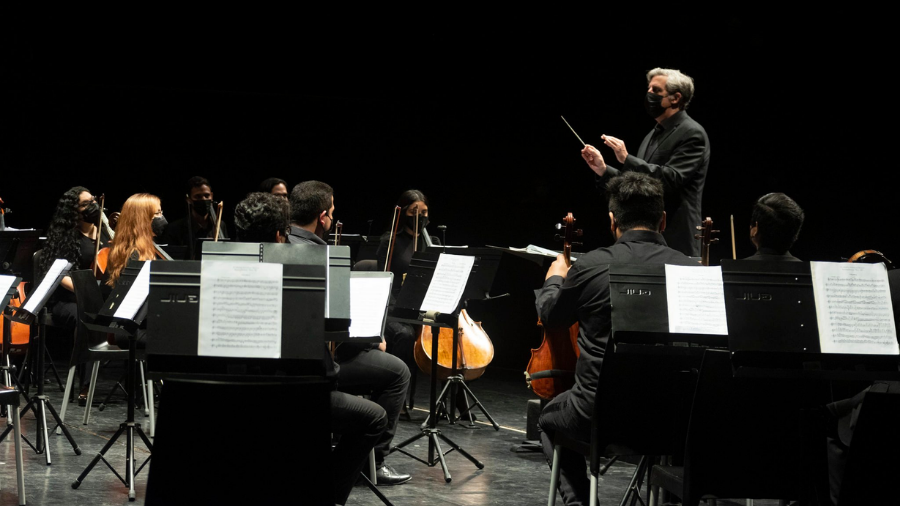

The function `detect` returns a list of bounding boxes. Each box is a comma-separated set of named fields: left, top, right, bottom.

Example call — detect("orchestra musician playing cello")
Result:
left=233, top=192, right=388, bottom=505
left=536, top=173, right=696, bottom=506
left=288, top=181, right=413, bottom=486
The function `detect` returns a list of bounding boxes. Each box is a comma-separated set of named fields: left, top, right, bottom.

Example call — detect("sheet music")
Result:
left=665, top=265, right=728, bottom=335
left=113, top=262, right=151, bottom=321
left=349, top=275, right=393, bottom=338
left=23, top=258, right=69, bottom=314
left=198, top=261, right=283, bottom=359
left=0, top=275, right=16, bottom=301
left=420, top=253, right=475, bottom=314
left=811, top=261, right=898, bottom=355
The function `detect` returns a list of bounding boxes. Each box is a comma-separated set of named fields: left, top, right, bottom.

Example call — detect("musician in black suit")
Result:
left=581, top=68, right=710, bottom=257
left=743, top=192, right=804, bottom=261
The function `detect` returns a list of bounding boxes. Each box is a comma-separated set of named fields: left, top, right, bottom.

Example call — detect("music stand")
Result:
left=389, top=252, right=487, bottom=482
left=0, top=259, right=82, bottom=463
left=73, top=260, right=152, bottom=500
left=0, top=230, right=42, bottom=281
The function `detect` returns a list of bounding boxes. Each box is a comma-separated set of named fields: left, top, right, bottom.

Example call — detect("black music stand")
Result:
left=389, top=252, right=487, bottom=482
left=73, top=260, right=152, bottom=500
left=400, top=250, right=499, bottom=429
left=0, top=259, right=82, bottom=463
left=0, top=230, right=42, bottom=281
left=143, top=260, right=333, bottom=505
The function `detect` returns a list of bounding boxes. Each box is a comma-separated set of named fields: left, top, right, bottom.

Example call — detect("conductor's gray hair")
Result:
left=647, top=68, right=695, bottom=110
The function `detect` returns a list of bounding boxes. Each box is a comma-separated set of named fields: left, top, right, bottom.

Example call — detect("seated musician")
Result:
left=103, top=193, right=168, bottom=346
left=744, top=192, right=804, bottom=261
left=259, top=177, right=289, bottom=199
left=536, top=172, right=696, bottom=506
left=159, top=176, right=228, bottom=258
left=287, top=181, right=413, bottom=486
left=375, top=189, right=439, bottom=381
left=39, top=186, right=109, bottom=327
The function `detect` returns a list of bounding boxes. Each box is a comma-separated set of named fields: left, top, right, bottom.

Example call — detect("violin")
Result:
left=1, top=281, right=30, bottom=352
left=524, top=213, right=582, bottom=400
left=694, top=217, right=719, bottom=266
left=415, top=309, right=495, bottom=381
left=0, top=196, right=7, bottom=231
left=91, top=194, right=118, bottom=279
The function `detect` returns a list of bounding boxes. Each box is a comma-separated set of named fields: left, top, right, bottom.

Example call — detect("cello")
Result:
left=694, top=217, right=719, bottom=266
left=524, top=213, right=582, bottom=400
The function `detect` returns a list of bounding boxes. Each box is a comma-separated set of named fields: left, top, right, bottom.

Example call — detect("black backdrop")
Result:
left=3, top=17, right=894, bottom=264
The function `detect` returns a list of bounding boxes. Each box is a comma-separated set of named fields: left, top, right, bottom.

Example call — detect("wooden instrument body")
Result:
left=524, top=212, right=582, bottom=400
left=1, top=282, right=30, bottom=347
left=414, top=309, right=494, bottom=381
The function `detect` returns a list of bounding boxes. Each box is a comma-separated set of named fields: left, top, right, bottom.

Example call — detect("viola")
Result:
left=414, top=309, right=494, bottom=381
left=847, top=250, right=893, bottom=267
left=694, top=217, right=719, bottom=266
left=1, top=281, right=30, bottom=351
left=525, top=213, right=582, bottom=400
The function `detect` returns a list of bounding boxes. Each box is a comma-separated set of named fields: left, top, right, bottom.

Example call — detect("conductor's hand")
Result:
left=602, top=135, right=628, bottom=163
left=545, top=254, right=571, bottom=281
left=581, top=144, right=607, bottom=176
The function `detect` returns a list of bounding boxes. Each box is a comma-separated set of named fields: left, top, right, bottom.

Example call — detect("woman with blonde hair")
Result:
left=105, top=193, right=167, bottom=287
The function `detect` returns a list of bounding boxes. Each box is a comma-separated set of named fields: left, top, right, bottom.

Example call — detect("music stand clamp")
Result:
left=0, top=261, right=82, bottom=464
left=73, top=260, right=152, bottom=501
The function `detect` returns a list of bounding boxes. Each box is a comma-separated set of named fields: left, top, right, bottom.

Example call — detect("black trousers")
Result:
left=331, top=391, right=387, bottom=505
left=336, top=348, right=411, bottom=464
left=539, top=390, right=592, bottom=506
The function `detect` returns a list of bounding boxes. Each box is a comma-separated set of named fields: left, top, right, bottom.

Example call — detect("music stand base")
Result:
left=390, top=427, right=484, bottom=483
left=425, top=375, right=500, bottom=430
left=72, top=421, right=152, bottom=501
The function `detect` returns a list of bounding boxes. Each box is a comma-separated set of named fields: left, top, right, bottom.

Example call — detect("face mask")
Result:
left=405, top=214, right=428, bottom=231
left=644, top=92, right=668, bottom=118
left=81, top=202, right=101, bottom=223
left=192, top=200, right=211, bottom=215
left=151, top=216, right=168, bottom=237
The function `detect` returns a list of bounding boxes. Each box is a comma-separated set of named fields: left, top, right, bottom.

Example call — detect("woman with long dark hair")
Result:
left=40, top=186, right=107, bottom=327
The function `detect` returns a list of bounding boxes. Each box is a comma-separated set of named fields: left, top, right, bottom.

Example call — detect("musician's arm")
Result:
left=536, top=256, right=580, bottom=329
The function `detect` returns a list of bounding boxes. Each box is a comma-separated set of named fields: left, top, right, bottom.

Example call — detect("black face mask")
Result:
left=191, top=200, right=212, bottom=215
left=644, top=92, right=668, bottom=119
left=81, top=202, right=101, bottom=223
left=151, top=216, right=168, bottom=237
left=405, top=214, right=429, bottom=231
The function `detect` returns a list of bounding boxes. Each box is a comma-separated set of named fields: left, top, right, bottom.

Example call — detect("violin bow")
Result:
left=214, top=201, right=224, bottom=241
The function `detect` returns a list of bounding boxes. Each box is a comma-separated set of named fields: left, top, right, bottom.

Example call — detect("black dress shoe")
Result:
left=375, top=464, right=411, bottom=486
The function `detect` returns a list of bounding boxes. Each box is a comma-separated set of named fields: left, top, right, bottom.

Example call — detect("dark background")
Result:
left=2, top=17, right=894, bottom=264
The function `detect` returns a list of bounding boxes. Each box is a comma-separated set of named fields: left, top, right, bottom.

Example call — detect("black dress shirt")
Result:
left=288, top=227, right=327, bottom=245
left=536, top=229, right=697, bottom=419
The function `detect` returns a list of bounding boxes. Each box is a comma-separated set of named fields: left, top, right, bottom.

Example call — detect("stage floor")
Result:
left=0, top=359, right=788, bottom=505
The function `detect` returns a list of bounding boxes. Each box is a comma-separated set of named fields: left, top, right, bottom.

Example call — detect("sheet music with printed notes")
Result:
left=197, top=261, right=283, bottom=359
left=348, top=275, right=393, bottom=338
left=113, top=262, right=151, bottom=321
left=811, top=261, right=898, bottom=355
left=665, top=264, right=729, bottom=335
left=420, top=253, right=475, bottom=314
left=23, top=258, right=69, bottom=314
left=0, top=275, right=16, bottom=301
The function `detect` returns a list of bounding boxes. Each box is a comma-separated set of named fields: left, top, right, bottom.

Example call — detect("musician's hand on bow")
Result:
left=545, top=254, right=571, bottom=280
left=581, top=144, right=607, bottom=176
left=602, top=135, right=628, bottom=163
left=378, top=341, right=387, bottom=352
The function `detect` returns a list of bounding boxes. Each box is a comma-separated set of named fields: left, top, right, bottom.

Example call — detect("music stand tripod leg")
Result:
left=454, top=378, right=500, bottom=430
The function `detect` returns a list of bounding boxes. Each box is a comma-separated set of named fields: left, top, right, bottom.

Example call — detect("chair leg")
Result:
left=589, top=473, right=598, bottom=506
left=548, top=445, right=560, bottom=506
left=58, top=365, right=76, bottom=435
left=143, top=365, right=156, bottom=438
left=139, top=360, right=149, bottom=416
left=11, top=399, right=26, bottom=505
left=82, top=361, right=99, bottom=425
left=368, top=447, right=377, bottom=483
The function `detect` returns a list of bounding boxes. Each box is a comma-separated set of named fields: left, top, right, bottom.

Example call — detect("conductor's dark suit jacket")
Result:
left=600, top=110, right=710, bottom=257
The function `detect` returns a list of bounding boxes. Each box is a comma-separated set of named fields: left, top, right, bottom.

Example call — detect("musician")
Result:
left=259, top=177, right=289, bottom=199
left=581, top=68, right=710, bottom=257
left=744, top=192, right=804, bottom=261
left=287, top=181, right=413, bottom=486
left=536, top=172, right=697, bottom=506
left=233, top=192, right=388, bottom=504
left=39, top=186, right=109, bottom=327
left=104, top=193, right=168, bottom=288
left=375, top=190, right=440, bottom=377
left=159, top=176, right=228, bottom=259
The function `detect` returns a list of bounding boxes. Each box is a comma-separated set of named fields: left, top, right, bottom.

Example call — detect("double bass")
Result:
left=415, top=309, right=494, bottom=381
left=524, top=213, right=582, bottom=400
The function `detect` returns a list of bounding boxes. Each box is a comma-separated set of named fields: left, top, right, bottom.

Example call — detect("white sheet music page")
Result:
left=420, top=253, right=475, bottom=314
left=197, top=261, right=283, bottom=358
left=0, top=275, right=16, bottom=300
left=349, top=275, right=393, bottom=338
left=23, top=258, right=69, bottom=314
left=811, top=261, right=898, bottom=355
left=113, top=262, right=151, bottom=321
left=665, top=264, right=728, bottom=335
